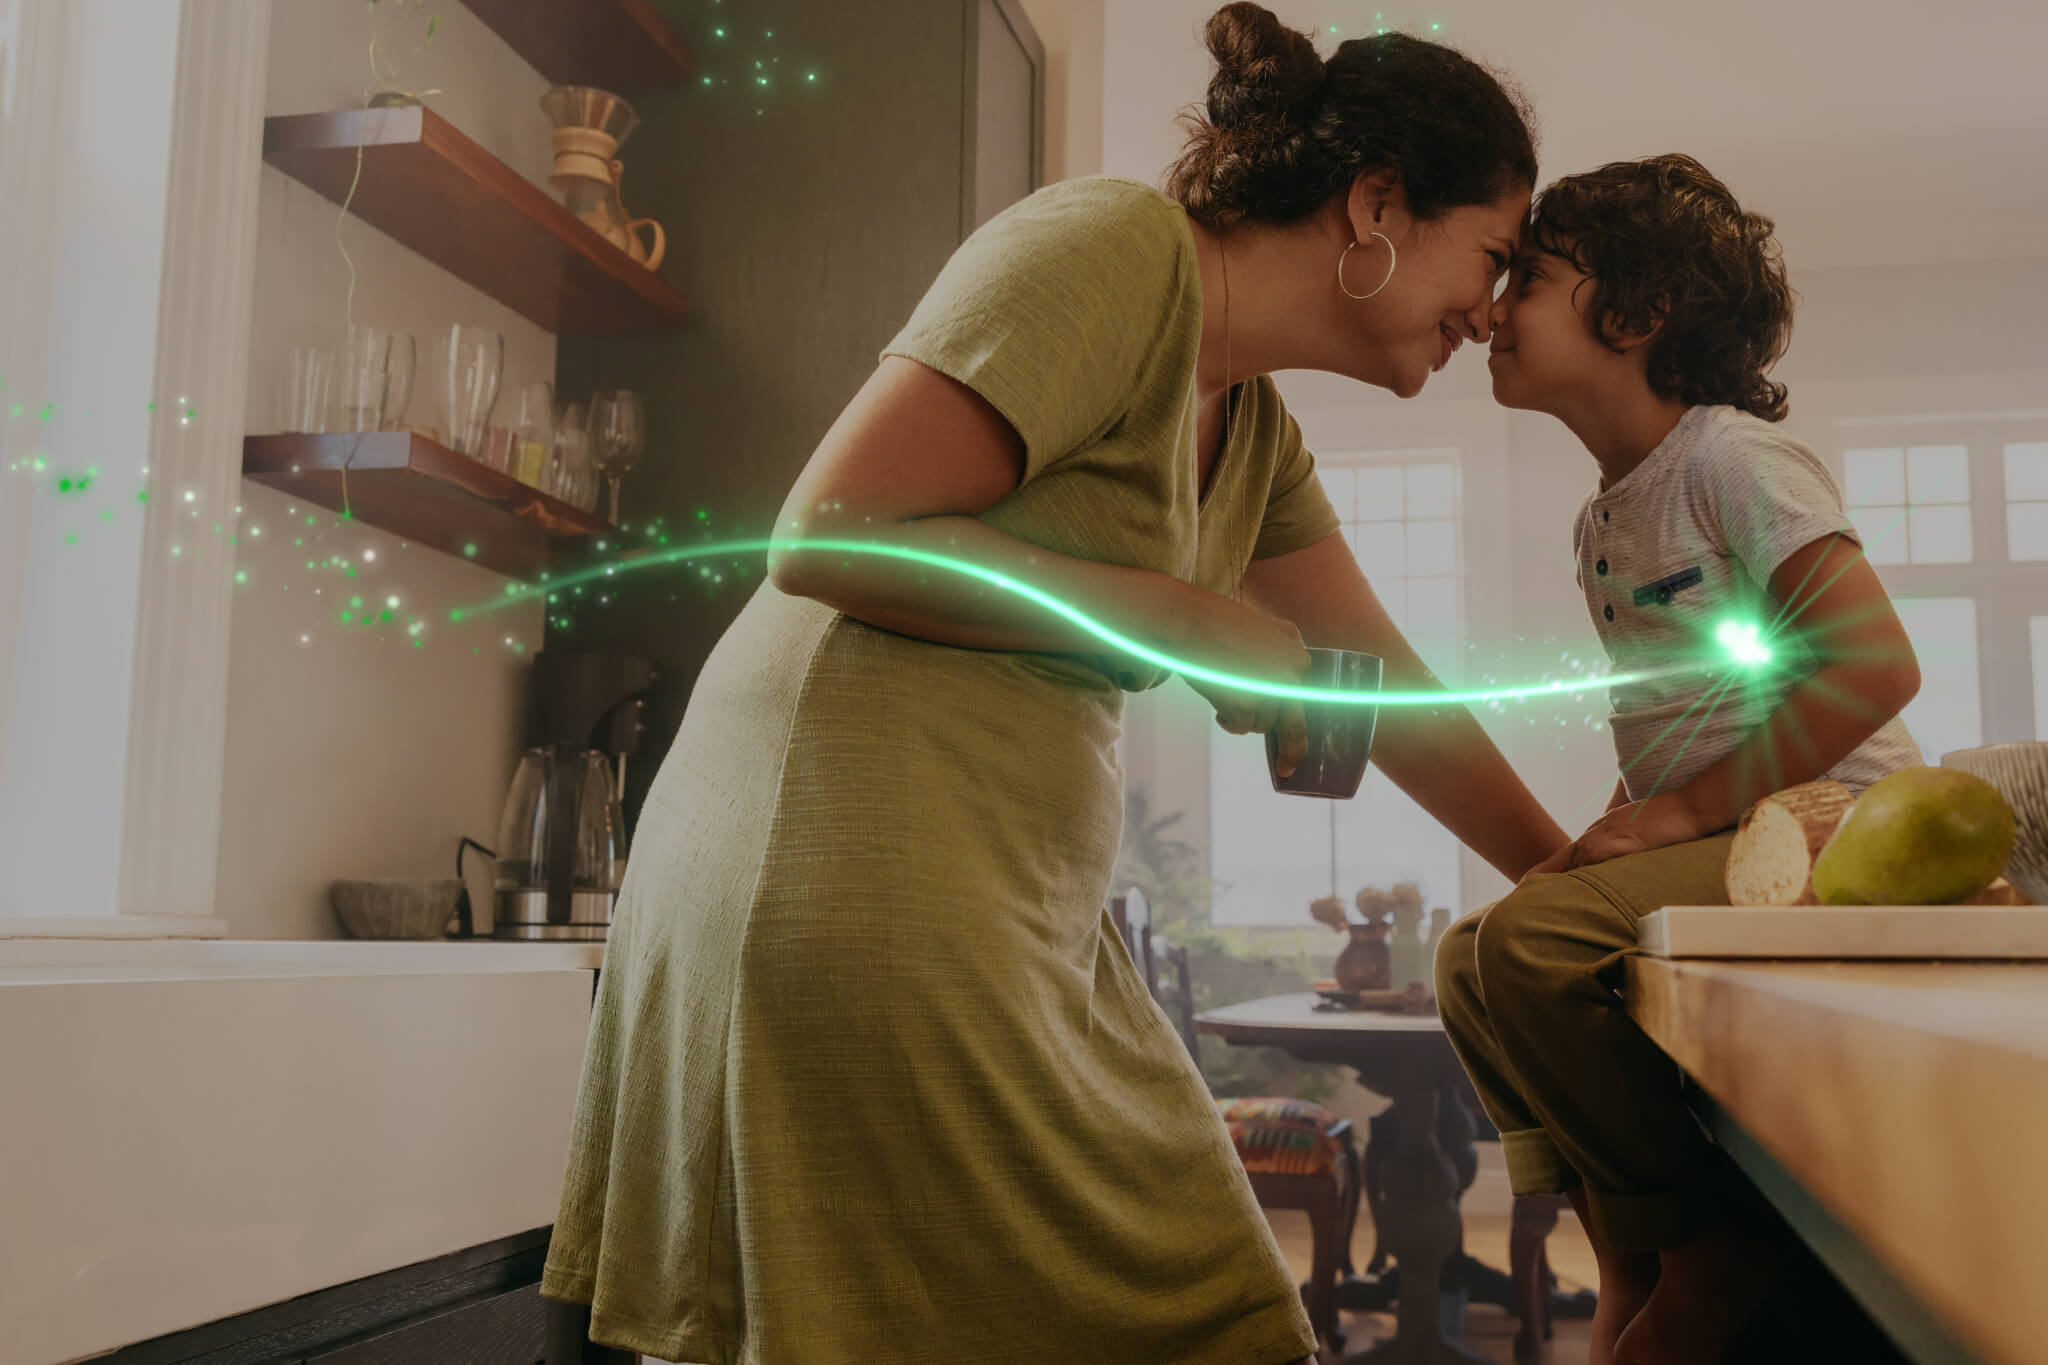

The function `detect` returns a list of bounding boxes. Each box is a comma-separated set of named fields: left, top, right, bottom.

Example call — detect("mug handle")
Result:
left=627, top=218, right=666, bottom=271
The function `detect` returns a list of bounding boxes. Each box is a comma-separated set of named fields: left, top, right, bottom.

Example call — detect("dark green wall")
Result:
left=556, top=0, right=975, bottom=822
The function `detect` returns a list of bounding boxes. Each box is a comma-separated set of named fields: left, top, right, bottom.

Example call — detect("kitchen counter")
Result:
left=0, top=935, right=604, bottom=983
left=0, top=937, right=605, bottom=1364
left=1627, top=957, right=2048, bottom=1365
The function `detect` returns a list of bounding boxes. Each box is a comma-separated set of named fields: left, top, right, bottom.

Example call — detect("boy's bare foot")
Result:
left=1568, top=1187, right=1658, bottom=1365
left=1612, top=1217, right=1778, bottom=1365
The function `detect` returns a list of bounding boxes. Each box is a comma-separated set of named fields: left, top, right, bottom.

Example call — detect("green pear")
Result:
left=1813, top=767, right=2016, bottom=905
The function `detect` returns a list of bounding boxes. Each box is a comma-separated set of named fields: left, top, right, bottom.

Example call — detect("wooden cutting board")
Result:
left=1639, top=905, right=2048, bottom=959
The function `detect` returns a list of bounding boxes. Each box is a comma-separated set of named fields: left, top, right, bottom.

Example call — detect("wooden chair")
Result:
left=1110, top=892, right=1361, bottom=1357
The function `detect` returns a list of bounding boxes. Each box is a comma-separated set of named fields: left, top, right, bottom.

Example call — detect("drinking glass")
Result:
left=278, top=346, right=336, bottom=433
left=1265, top=648, right=1383, bottom=799
left=509, top=381, right=555, bottom=487
left=444, top=325, right=504, bottom=457
left=337, top=326, right=415, bottom=433
left=589, top=389, right=645, bottom=524
left=547, top=401, right=597, bottom=510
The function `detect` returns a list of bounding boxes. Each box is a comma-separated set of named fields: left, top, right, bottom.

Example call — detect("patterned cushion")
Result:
left=1218, top=1097, right=1346, bottom=1177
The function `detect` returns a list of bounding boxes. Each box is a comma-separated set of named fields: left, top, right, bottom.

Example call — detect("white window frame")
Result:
left=1205, top=447, right=1469, bottom=926
left=0, top=0, right=268, bottom=935
left=1833, top=412, right=2048, bottom=752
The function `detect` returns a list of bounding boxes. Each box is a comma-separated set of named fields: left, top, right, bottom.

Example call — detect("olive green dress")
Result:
left=541, top=177, right=1340, bottom=1365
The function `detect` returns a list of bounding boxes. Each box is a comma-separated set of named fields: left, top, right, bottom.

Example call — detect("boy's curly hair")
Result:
left=1527, top=154, right=1794, bottom=422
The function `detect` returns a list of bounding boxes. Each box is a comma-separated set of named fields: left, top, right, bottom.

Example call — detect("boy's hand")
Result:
left=1526, top=791, right=1707, bottom=876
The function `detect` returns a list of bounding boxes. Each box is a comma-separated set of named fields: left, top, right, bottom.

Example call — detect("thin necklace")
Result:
left=1218, top=236, right=1232, bottom=460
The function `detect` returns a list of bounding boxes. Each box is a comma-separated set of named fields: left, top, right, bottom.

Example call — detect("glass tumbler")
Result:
left=337, top=326, right=416, bottom=433
left=443, top=325, right=504, bottom=457
left=278, top=346, right=336, bottom=433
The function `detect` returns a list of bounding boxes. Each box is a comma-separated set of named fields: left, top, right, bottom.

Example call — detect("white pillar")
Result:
left=0, top=0, right=267, bottom=935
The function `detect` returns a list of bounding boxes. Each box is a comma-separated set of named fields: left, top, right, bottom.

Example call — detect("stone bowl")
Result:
left=329, top=879, right=462, bottom=940
left=1941, top=743, right=2048, bottom=904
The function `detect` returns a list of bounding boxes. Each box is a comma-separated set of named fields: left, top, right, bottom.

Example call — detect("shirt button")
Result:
left=1604, top=604, right=1615, bottom=622
left=1602, top=510, right=1610, bottom=522
left=1596, top=558, right=1608, bottom=575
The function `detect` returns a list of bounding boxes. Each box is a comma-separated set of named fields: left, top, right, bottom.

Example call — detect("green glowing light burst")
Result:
left=450, top=537, right=1721, bottom=706
left=1715, top=619, right=1773, bottom=667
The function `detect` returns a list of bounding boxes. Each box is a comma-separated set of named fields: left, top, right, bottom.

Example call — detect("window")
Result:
left=2034, top=616, right=2048, bottom=741
left=1208, top=453, right=1464, bottom=926
left=1844, top=445, right=1972, bottom=565
left=2006, top=443, right=2048, bottom=561
left=1892, top=597, right=1982, bottom=762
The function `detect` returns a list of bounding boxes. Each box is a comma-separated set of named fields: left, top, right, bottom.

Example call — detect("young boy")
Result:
left=1436, top=154, right=1924, bottom=1365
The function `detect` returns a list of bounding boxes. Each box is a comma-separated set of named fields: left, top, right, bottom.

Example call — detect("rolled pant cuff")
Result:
left=1500, top=1129, right=1577, bottom=1196
left=1581, top=1184, right=1711, bottom=1254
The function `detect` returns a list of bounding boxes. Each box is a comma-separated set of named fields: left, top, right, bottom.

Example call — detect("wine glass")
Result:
left=589, top=389, right=645, bottom=524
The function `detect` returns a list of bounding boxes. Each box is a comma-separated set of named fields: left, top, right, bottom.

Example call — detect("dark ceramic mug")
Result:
left=1265, top=647, right=1382, bottom=799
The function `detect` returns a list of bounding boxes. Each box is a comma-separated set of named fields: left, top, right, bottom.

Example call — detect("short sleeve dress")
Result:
left=541, top=177, right=1341, bottom=1365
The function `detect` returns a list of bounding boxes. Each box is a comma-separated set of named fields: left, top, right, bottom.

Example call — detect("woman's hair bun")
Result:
left=1167, top=3, right=1538, bottom=230
left=1203, top=2, right=1325, bottom=130
left=1196, top=2, right=1327, bottom=129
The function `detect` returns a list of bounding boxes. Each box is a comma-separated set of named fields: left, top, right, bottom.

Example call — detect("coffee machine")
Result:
left=490, top=650, right=655, bottom=941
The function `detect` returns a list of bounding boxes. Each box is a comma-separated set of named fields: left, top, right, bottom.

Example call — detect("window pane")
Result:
left=1893, top=597, right=1982, bottom=762
left=1349, top=521, right=1406, bottom=580
left=1207, top=746, right=1462, bottom=924
left=2035, top=616, right=2048, bottom=741
left=2009, top=503, right=2048, bottom=561
left=1374, top=578, right=1409, bottom=629
left=1207, top=729, right=1338, bottom=925
left=1355, top=464, right=1404, bottom=520
left=1843, top=447, right=1905, bottom=506
left=2005, top=443, right=2048, bottom=502
left=1405, top=463, right=1457, bottom=519
left=1908, top=504, right=1972, bottom=563
left=1335, top=769, right=1462, bottom=914
left=1407, top=575, right=1459, bottom=627
left=1851, top=506, right=1909, bottom=565
left=1317, top=465, right=1357, bottom=523
left=1906, top=444, right=1971, bottom=505
left=1406, top=519, right=1457, bottom=576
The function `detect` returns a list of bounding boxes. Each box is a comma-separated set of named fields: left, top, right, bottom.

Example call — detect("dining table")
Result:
left=1195, top=991, right=1564, bottom=1365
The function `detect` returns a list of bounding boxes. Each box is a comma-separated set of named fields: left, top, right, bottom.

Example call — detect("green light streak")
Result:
left=451, top=537, right=1732, bottom=706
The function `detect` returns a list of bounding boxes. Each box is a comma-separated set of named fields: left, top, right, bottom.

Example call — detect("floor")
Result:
left=1264, top=1142, right=1601, bottom=1364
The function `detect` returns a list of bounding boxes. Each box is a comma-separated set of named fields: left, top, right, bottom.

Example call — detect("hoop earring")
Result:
left=1338, top=232, right=1397, bottom=300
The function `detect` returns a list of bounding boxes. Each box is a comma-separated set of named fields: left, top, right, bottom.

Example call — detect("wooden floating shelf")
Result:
left=462, top=0, right=697, bottom=93
left=263, top=106, right=690, bottom=335
left=244, top=432, right=612, bottom=582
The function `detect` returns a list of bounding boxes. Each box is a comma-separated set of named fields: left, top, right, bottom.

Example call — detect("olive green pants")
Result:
left=1434, top=833, right=1739, bottom=1255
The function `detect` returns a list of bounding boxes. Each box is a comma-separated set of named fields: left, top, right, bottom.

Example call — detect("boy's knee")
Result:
left=1471, top=875, right=1578, bottom=1005
left=1433, top=907, right=1486, bottom=1009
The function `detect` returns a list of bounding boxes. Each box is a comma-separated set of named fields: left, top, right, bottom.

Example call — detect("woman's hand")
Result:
left=1525, top=790, right=1706, bottom=877
left=1175, top=597, right=1313, bottom=776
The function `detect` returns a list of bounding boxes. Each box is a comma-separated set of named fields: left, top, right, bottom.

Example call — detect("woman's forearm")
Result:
left=1240, top=537, right=1570, bottom=880
left=768, top=513, right=1206, bottom=661
left=1366, top=648, right=1570, bottom=880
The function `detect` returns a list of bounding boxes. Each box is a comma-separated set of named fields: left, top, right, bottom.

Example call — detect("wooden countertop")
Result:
left=1628, top=957, right=2048, bottom=1365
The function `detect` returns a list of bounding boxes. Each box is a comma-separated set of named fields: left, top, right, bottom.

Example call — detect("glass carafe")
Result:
left=492, top=747, right=622, bottom=939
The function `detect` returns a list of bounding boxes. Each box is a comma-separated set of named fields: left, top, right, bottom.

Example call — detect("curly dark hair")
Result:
left=1526, top=154, right=1795, bottom=421
left=1165, top=3, right=1537, bottom=230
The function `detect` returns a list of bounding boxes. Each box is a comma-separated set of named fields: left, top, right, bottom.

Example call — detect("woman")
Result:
left=542, top=6, right=1568, bottom=1362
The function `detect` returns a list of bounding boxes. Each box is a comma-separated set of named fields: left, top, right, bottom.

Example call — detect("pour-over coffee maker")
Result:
left=491, top=650, right=656, bottom=940
left=540, top=85, right=666, bottom=270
